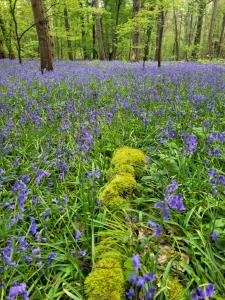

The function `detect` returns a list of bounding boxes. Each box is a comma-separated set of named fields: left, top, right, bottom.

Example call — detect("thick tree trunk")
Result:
left=131, top=0, right=141, bottom=62
left=93, top=0, right=105, bottom=60
left=155, top=9, right=165, bottom=67
left=0, top=15, right=15, bottom=59
left=192, top=0, right=206, bottom=59
left=64, top=6, right=73, bottom=60
left=30, top=0, right=53, bottom=72
left=217, top=12, right=225, bottom=57
left=208, top=0, right=218, bottom=58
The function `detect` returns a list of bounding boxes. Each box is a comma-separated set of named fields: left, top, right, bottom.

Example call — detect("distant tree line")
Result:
left=0, top=0, right=224, bottom=71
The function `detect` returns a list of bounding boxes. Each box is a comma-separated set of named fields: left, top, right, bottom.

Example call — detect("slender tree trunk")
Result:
left=0, top=14, right=15, bottom=59
left=79, top=1, right=88, bottom=60
left=143, top=5, right=154, bottom=68
left=64, top=6, right=73, bottom=60
left=92, top=24, right=97, bottom=59
left=93, top=0, right=105, bottom=60
left=192, top=0, right=206, bottom=59
left=30, top=0, right=53, bottom=72
left=217, top=12, right=225, bottom=57
left=9, top=0, right=22, bottom=63
left=111, top=0, right=122, bottom=60
left=131, top=0, right=141, bottom=62
left=0, top=39, right=5, bottom=58
left=155, top=8, right=165, bottom=67
left=208, top=0, right=219, bottom=58
left=173, top=5, right=179, bottom=61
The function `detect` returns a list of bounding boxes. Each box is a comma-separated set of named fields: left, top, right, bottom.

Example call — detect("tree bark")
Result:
left=0, top=14, right=15, bottom=59
left=155, top=8, right=165, bottom=67
left=192, top=0, right=206, bottom=59
left=131, top=0, right=141, bottom=62
left=92, top=0, right=105, bottom=60
left=208, top=0, right=218, bottom=58
left=0, top=39, right=5, bottom=58
left=30, top=0, right=53, bottom=72
left=111, top=0, right=122, bottom=60
left=217, top=11, right=225, bottom=57
left=64, top=6, right=73, bottom=60
left=143, top=4, right=154, bottom=68
left=173, top=5, right=179, bottom=61
left=79, top=1, right=88, bottom=60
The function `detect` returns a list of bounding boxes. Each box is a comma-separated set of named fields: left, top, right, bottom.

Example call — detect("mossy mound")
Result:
left=99, top=174, right=137, bottom=208
left=111, top=147, right=147, bottom=177
left=166, top=278, right=186, bottom=300
left=84, top=258, right=125, bottom=300
left=95, top=238, right=123, bottom=260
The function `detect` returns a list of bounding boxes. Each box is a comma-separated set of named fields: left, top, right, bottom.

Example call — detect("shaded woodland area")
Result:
left=0, top=0, right=224, bottom=71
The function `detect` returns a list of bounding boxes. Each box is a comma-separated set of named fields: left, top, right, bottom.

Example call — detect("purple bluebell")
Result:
left=211, top=231, right=218, bottom=241
left=126, top=288, right=135, bottom=300
left=7, top=283, right=29, bottom=300
left=132, top=254, right=141, bottom=272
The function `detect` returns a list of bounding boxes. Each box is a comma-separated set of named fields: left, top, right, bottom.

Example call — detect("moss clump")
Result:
left=95, top=238, right=122, bottom=260
left=84, top=258, right=125, bottom=300
left=107, top=164, right=135, bottom=179
left=99, top=174, right=137, bottom=208
left=166, top=278, right=186, bottom=300
left=111, top=147, right=147, bottom=177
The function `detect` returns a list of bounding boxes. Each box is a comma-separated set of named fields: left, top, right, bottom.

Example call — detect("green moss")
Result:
left=84, top=258, right=125, bottom=300
left=107, top=164, right=135, bottom=179
left=111, top=147, right=146, bottom=177
left=99, top=174, right=137, bottom=208
left=166, top=278, right=186, bottom=300
left=95, top=238, right=122, bottom=260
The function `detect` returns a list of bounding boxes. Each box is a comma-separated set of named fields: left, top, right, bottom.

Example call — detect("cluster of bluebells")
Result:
left=12, top=179, right=30, bottom=212
left=7, top=282, right=29, bottom=300
left=155, top=181, right=185, bottom=220
left=147, top=220, right=162, bottom=237
left=208, top=168, right=225, bottom=196
left=183, top=134, right=198, bottom=155
left=191, top=284, right=215, bottom=300
left=206, top=131, right=224, bottom=157
left=126, top=255, right=156, bottom=300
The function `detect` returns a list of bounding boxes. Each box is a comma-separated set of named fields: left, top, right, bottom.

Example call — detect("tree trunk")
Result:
left=79, top=1, right=88, bottom=60
left=192, top=0, right=206, bottom=59
left=64, top=6, right=73, bottom=60
left=173, top=5, right=179, bottom=61
left=155, top=8, right=165, bottom=67
left=131, top=0, right=141, bottom=62
left=208, top=0, right=218, bottom=58
left=30, top=0, right=53, bottom=72
left=143, top=5, right=154, bottom=68
left=111, top=0, right=122, bottom=60
left=92, top=24, right=98, bottom=59
left=217, top=12, right=225, bottom=57
left=0, top=39, right=5, bottom=58
left=93, top=0, right=105, bottom=60
left=0, top=14, right=15, bottom=59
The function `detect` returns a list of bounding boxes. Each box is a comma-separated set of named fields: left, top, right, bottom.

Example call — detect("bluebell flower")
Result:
left=75, top=230, right=81, bottom=240
left=7, top=282, right=29, bottom=300
left=129, top=274, right=136, bottom=284
left=132, top=254, right=141, bottom=272
left=126, top=288, right=135, bottom=299
left=136, top=276, right=145, bottom=287
left=211, top=231, right=218, bottom=241
left=205, top=284, right=215, bottom=297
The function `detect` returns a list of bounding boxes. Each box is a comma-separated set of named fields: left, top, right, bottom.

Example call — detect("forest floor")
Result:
left=0, top=60, right=225, bottom=300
